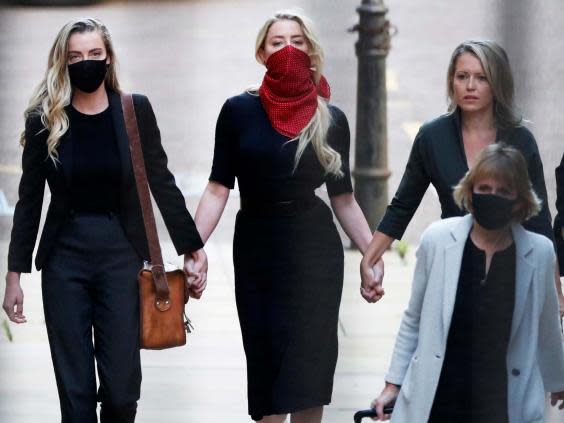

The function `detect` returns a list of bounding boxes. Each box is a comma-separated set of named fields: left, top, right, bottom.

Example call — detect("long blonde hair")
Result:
left=252, top=9, right=343, bottom=177
left=21, top=17, right=120, bottom=161
left=446, top=39, right=522, bottom=131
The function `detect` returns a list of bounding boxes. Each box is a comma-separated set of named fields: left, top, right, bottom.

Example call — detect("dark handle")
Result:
left=354, top=407, right=394, bottom=422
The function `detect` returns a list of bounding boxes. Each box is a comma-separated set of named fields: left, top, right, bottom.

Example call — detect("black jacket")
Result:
left=554, top=154, right=564, bottom=275
left=8, top=90, right=203, bottom=273
left=377, top=110, right=553, bottom=242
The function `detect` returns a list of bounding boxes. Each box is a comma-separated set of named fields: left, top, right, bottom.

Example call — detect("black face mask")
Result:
left=68, top=58, right=108, bottom=93
left=472, top=192, right=516, bottom=230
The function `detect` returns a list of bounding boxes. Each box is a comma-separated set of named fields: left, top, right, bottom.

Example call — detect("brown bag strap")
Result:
left=121, top=93, right=170, bottom=305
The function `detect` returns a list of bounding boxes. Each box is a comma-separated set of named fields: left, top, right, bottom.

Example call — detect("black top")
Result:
left=377, top=110, right=553, bottom=241
left=430, top=236, right=516, bottom=421
left=209, top=92, right=353, bottom=200
left=8, top=91, right=203, bottom=273
left=554, top=153, right=564, bottom=274
left=69, top=105, right=121, bottom=213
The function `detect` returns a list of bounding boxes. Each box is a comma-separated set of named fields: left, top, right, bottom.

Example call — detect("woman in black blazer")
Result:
left=2, top=18, right=206, bottom=423
left=358, top=39, right=563, bottom=316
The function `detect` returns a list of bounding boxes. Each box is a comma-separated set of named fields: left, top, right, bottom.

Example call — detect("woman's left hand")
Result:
left=550, top=391, right=564, bottom=409
left=360, top=257, right=385, bottom=303
left=184, top=248, right=208, bottom=299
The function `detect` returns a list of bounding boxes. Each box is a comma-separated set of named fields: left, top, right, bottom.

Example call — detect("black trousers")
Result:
left=42, top=213, right=143, bottom=423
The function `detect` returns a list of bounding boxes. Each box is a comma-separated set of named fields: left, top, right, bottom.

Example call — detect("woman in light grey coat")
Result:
left=371, top=144, right=564, bottom=423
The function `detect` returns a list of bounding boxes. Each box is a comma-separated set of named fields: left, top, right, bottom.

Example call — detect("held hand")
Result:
left=550, top=391, right=564, bottom=410
left=370, top=382, right=400, bottom=421
left=184, top=249, right=208, bottom=299
left=360, top=257, right=385, bottom=303
left=3, top=271, right=26, bottom=324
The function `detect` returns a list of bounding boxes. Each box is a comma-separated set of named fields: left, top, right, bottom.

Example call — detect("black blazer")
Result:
left=554, top=153, right=564, bottom=275
left=8, top=90, right=203, bottom=273
left=377, top=110, right=553, bottom=242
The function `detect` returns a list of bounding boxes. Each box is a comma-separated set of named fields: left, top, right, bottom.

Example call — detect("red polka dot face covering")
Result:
left=259, top=45, right=331, bottom=139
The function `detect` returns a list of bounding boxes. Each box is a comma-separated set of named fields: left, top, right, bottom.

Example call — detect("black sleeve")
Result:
left=209, top=100, right=237, bottom=189
left=133, top=94, right=204, bottom=254
left=520, top=133, right=553, bottom=242
left=377, top=128, right=431, bottom=240
left=326, top=107, right=353, bottom=197
left=554, top=153, right=564, bottom=274
left=555, top=153, right=564, bottom=219
left=7, top=116, right=47, bottom=273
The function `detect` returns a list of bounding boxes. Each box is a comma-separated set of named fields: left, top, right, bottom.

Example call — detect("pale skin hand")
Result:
left=551, top=391, right=564, bottom=410
left=370, top=382, right=400, bottom=420
left=3, top=271, right=26, bottom=324
left=190, top=181, right=230, bottom=300
left=184, top=248, right=208, bottom=299
left=360, top=230, right=394, bottom=303
left=360, top=257, right=385, bottom=303
left=329, top=193, right=385, bottom=302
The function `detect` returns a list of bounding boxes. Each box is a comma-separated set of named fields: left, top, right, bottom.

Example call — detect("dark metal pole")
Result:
left=351, top=0, right=392, bottom=231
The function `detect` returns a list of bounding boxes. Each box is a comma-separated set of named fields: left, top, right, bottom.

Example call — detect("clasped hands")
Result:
left=184, top=248, right=208, bottom=299
left=360, top=256, right=385, bottom=303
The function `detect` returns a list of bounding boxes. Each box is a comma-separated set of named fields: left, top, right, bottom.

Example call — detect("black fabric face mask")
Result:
left=472, top=192, right=516, bottom=230
left=68, top=58, right=108, bottom=93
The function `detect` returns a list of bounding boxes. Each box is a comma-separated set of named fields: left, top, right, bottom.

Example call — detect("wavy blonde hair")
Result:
left=447, top=39, right=522, bottom=131
left=20, top=17, right=120, bottom=162
left=250, top=9, right=343, bottom=177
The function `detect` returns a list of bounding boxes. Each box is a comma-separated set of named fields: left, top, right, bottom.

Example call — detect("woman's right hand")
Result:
left=3, top=271, right=26, bottom=324
left=360, top=256, right=385, bottom=303
left=184, top=249, right=208, bottom=300
left=360, top=231, right=394, bottom=303
left=370, top=382, right=400, bottom=420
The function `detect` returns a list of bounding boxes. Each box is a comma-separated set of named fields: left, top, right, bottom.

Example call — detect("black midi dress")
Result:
left=209, top=92, right=353, bottom=420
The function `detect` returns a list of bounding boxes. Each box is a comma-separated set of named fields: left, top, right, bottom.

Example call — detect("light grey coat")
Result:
left=386, top=215, right=564, bottom=423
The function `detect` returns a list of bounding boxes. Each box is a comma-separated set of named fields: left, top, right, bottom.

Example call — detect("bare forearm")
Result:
left=194, top=182, right=229, bottom=244
left=330, top=194, right=372, bottom=253
left=363, top=230, right=395, bottom=267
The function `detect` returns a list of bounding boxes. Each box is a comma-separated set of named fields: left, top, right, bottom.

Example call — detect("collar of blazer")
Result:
left=441, top=213, right=535, bottom=344
left=58, top=89, right=133, bottom=192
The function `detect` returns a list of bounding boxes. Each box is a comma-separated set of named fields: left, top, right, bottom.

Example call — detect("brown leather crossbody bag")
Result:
left=121, top=93, right=192, bottom=350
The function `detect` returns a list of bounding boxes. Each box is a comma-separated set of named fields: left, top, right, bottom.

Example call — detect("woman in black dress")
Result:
left=194, top=10, right=377, bottom=423
left=2, top=18, right=207, bottom=422
left=359, top=39, right=564, bottom=316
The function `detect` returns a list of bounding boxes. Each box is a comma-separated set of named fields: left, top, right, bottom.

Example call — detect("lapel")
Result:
left=108, top=90, right=133, bottom=189
left=441, top=214, right=474, bottom=341
left=509, top=223, right=535, bottom=341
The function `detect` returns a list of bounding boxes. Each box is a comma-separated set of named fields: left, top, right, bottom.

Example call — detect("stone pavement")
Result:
left=0, top=237, right=419, bottom=423
left=0, top=0, right=563, bottom=422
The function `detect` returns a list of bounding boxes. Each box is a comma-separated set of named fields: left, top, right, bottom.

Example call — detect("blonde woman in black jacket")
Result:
left=360, top=39, right=563, bottom=316
left=2, top=18, right=207, bottom=423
